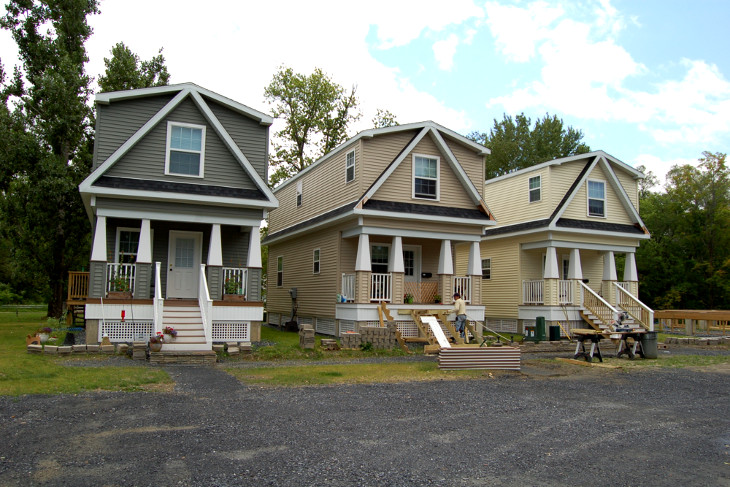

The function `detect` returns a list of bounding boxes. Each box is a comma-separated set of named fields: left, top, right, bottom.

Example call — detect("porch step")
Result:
left=149, top=350, right=217, bottom=365
left=162, top=305, right=207, bottom=351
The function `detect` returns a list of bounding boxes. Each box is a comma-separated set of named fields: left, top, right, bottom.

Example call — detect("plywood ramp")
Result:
left=438, top=346, right=521, bottom=371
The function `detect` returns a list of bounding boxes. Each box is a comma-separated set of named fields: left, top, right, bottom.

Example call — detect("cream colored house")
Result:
left=457, top=151, right=652, bottom=336
left=263, top=121, right=496, bottom=337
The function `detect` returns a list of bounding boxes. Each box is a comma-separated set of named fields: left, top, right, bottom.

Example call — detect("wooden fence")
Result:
left=655, top=310, right=730, bottom=335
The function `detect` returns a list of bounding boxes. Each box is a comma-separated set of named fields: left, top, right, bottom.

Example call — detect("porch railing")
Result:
left=198, top=264, right=212, bottom=345
left=452, top=276, right=472, bottom=303
left=580, top=281, right=618, bottom=325
left=67, top=271, right=89, bottom=301
left=370, top=273, right=392, bottom=302
left=559, top=280, right=573, bottom=305
left=153, top=262, right=163, bottom=334
left=106, top=263, right=136, bottom=295
left=222, top=267, right=248, bottom=298
left=341, top=273, right=355, bottom=302
left=523, top=280, right=544, bottom=304
left=614, top=282, right=654, bottom=331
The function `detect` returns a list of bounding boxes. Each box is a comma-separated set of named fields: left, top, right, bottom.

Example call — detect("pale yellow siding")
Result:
left=484, top=168, right=553, bottom=226
left=445, top=138, right=485, bottom=198
left=614, top=166, right=640, bottom=211
left=546, top=161, right=586, bottom=210
left=361, top=217, right=478, bottom=235
left=561, top=164, right=635, bottom=225
left=482, top=237, right=522, bottom=319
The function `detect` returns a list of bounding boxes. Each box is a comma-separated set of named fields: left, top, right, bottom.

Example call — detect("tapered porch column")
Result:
left=134, top=219, right=152, bottom=299
left=355, top=234, right=371, bottom=303
left=206, top=224, right=223, bottom=300
left=89, top=215, right=108, bottom=299
left=247, top=227, right=262, bottom=301
left=623, top=251, right=639, bottom=297
left=467, top=242, right=482, bottom=305
left=389, top=236, right=404, bottom=304
left=603, top=251, right=618, bottom=305
left=543, top=247, right=559, bottom=306
left=568, top=248, right=583, bottom=306
left=438, top=240, right=454, bottom=304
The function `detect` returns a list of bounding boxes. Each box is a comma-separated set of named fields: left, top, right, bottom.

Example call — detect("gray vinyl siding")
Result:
left=221, top=226, right=251, bottom=268
left=94, top=197, right=264, bottom=222
left=93, top=94, right=176, bottom=170
left=105, top=97, right=258, bottom=190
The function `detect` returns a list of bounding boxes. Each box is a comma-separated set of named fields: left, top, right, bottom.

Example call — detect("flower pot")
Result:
left=163, top=333, right=175, bottom=341
left=38, top=333, right=49, bottom=344
left=107, top=291, right=132, bottom=299
left=223, top=294, right=246, bottom=302
left=149, top=342, right=163, bottom=352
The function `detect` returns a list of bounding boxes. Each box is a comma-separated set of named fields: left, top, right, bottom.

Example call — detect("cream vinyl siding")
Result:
left=361, top=130, right=420, bottom=191
left=269, top=141, right=361, bottom=232
left=361, top=217, right=479, bottom=235
left=374, top=136, right=474, bottom=207
left=561, top=164, right=634, bottom=225
left=477, top=237, right=522, bottom=319
left=546, top=162, right=585, bottom=210
left=444, top=139, right=485, bottom=198
left=266, top=228, right=340, bottom=320
left=579, top=249, right=605, bottom=295
left=339, top=236, right=359, bottom=274
left=484, top=169, right=553, bottom=226
left=613, top=167, right=640, bottom=211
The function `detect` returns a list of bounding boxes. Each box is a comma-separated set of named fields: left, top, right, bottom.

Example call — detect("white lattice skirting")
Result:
left=101, top=321, right=153, bottom=342
left=212, top=322, right=250, bottom=342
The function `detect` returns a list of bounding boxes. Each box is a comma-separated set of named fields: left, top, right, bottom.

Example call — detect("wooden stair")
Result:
left=378, top=302, right=410, bottom=353
left=161, top=301, right=209, bottom=351
left=580, top=308, right=644, bottom=334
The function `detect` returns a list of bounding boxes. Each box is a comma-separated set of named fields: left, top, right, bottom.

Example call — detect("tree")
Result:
left=372, top=108, right=399, bottom=128
left=264, top=66, right=360, bottom=186
left=97, top=42, right=170, bottom=92
left=0, top=0, right=99, bottom=317
left=470, top=113, right=590, bottom=179
left=635, top=164, right=659, bottom=199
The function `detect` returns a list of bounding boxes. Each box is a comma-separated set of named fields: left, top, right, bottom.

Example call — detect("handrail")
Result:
left=198, top=264, right=212, bottom=345
left=222, top=266, right=248, bottom=298
left=153, top=262, right=163, bottom=335
left=614, top=282, right=654, bottom=331
left=580, top=281, right=619, bottom=325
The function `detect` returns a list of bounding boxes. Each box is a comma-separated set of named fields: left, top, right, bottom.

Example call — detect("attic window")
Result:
left=413, top=154, right=439, bottom=200
left=529, top=175, right=541, bottom=202
left=587, top=179, right=606, bottom=217
left=165, top=122, right=206, bottom=177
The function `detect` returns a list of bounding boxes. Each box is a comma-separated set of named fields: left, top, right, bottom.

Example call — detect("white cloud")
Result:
left=433, top=34, right=459, bottom=71
left=633, top=153, right=700, bottom=190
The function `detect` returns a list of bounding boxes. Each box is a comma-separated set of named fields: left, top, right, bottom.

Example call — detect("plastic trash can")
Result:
left=549, top=325, right=561, bottom=341
left=641, top=331, right=658, bottom=359
left=535, top=317, right=547, bottom=341
left=524, top=325, right=536, bottom=341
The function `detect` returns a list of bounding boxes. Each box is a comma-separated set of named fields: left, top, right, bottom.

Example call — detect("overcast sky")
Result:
left=1, top=0, right=728, bottom=188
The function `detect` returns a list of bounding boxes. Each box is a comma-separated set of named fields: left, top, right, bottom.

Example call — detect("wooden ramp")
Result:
left=439, top=346, right=521, bottom=371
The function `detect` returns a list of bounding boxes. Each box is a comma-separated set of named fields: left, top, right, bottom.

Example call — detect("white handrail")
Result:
left=153, top=262, right=163, bottom=335
left=580, top=281, right=619, bottom=324
left=614, top=282, right=654, bottom=331
left=222, top=267, right=248, bottom=298
left=198, top=264, right=212, bottom=345
left=452, top=276, right=472, bottom=303
left=370, top=273, right=392, bottom=302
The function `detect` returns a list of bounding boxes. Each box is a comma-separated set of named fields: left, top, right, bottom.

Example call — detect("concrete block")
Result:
left=132, top=341, right=147, bottom=350
left=57, top=346, right=72, bottom=355
left=27, top=344, right=43, bottom=354
left=100, top=345, right=115, bottom=354
left=86, top=344, right=100, bottom=353
left=212, top=344, right=225, bottom=352
left=132, top=350, right=146, bottom=360
left=226, top=342, right=238, bottom=349
left=72, top=344, right=87, bottom=353
left=116, top=343, right=129, bottom=354
left=227, top=347, right=240, bottom=355
left=43, top=345, right=58, bottom=355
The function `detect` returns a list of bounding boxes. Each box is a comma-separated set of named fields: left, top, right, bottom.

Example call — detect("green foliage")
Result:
left=264, top=65, right=360, bottom=186
left=372, top=108, right=399, bottom=128
left=469, top=113, right=590, bottom=179
left=98, top=42, right=170, bottom=92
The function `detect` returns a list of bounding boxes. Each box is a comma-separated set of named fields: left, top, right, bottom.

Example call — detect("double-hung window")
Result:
left=587, top=180, right=606, bottom=217
left=482, top=258, right=491, bottom=280
left=296, top=181, right=303, bottom=207
left=529, top=175, right=541, bottom=202
left=346, top=150, right=355, bottom=183
left=413, top=155, right=439, bottom=200
left=276, top=256, right=283, bottom=287
left=371, top=245, right=389, bottom=274
left=166, top=122, right=205, bottom=177
left=116, top=228, right=140, bottom=263
left=313, top=249, right=320, bottom=274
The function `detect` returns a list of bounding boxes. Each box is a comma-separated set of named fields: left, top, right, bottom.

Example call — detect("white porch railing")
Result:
left=452, top=276, right=472, bottom=303
left=580, top=281, right=619, bottom=325
left=222, top=267, right=248, bottom=298
left=106, top=263, right=136, bottom=294
left=198, top=264, right=212, bottom=345
left=617, top=281, right=630, bottom=291
left=614, top=282, right=654, bottom=331
left=341, top=273, right=355, bottom=302
left=370, top=273, right=392, bottom=302
left=559, top=280, right=573, bottom=305
left=523, top=280, right=544, bottom=304
left=153, top=262, right=163, bottom=335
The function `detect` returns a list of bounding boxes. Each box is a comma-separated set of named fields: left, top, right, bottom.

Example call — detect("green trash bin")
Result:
left=535, top=317, right=546, bottom=341
left=641, top=331, right=658, bottom=359
left=549, top=325, right=561, bottom=341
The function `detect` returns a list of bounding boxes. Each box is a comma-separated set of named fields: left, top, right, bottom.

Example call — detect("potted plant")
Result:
left=434, top=294, right=442, bottom=304
left=404, top=293, right=414, bottom=304
left=223, top=276, right=245, bottom=301
left=37, top=326, right=53, bottom=344
left=162, top=326, right=177, bottom=339
left=149, top=332, right=164, bottom=352
left=108, top=272, right=132, bottom=298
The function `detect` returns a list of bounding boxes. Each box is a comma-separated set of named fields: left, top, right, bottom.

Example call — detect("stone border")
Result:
left=663, top=336, right=730, bottom=346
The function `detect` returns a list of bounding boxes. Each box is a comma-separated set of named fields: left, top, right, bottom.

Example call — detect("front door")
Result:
left=167, top=231, right=202, bottom=298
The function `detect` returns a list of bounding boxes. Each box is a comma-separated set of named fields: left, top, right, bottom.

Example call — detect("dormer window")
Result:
left=346, top=150, right=355, bottom=183
left=588, top=179, right=606, bottom=217
left=413, top=154, right=439, bottom=200
left=165, top=122, right=206, bottom=177
left=529, top=175, right=541, bottom=202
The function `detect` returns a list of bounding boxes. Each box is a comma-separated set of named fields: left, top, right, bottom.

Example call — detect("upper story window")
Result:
left=313, top=249, right=320, bottom=274
left=296, top=181, right=303, bottom=207
left=413, top=154, right=439, bottom=200
left=165, top=122, right=206, bottom=177
left=276, top=256, right=283, bottom=287
left=529, top=175, right=541, bottom=202
left=587, top=179, right=606, bottom=217
left=482, top=258, right=491, bottom=280
left=346, top=150, right=355, bottom=183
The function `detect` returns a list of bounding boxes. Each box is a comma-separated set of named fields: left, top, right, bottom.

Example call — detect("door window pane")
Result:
left=175, top=238, right=194, bottom=268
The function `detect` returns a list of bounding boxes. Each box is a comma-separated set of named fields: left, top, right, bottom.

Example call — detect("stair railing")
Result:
left=153, top=262, right=163, bottom=335
left=580, top=281, right=619, bottom=326
left=198, top=264, right=213, bottom=345
left=614, top=283, right=654, bottom=331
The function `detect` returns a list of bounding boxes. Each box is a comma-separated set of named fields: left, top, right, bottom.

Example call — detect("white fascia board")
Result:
left=547, top=156, right=600, bottom=227
left=521, top=239, right=638, bottom=252
left=353, top=207, right=493, bottom=227
left=341, top=226, right=482, bottom=242
left=189, top=91, right=277, bottom=205
left=264, top=209, right=357, bottom=245
left=84, top=185, right=278, bottom=209
left=80, top=89, right=191, bottom=193
left=429, top=128, right=484, bottom=206
left=96, top=207, right=263, bottom=227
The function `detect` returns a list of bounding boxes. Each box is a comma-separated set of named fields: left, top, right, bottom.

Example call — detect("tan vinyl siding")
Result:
left=266, top=229, right=340, bottom=320
left=361, top=217, right=479, bottom=235
left=373, top=135, right=474, bottom=207
left=105, top=98, right=257, bottom=190
left=477, top=237, right=522, bottom=319
left=445, top=139, right=485, bottom=198
left=561, top=164, right=634, bottom=225
left=361, top=130, right=419, bottom=191
left=546, top=161, right=586, bottom=210
left=484, top=169, right=553, bottom=226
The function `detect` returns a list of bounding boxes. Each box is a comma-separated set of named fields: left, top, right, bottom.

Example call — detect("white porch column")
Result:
left=207, top=224, right=223, bottom=266
left=90, top=216, right=107, bottom=262
left=389, top=236, right=404, bottom=272
left=247, top=226, right=262, bottom=268
left=467, top=242, right=481, bottom=276
left=543, top=247, right=559, bottom=279
left=137, top=219, right=152, bottom=264
left=603, top=251, right=617, bottom=281
left=438, top=239, right=453, bottom=275
left=355, top=234, right=371, bottom=271
left=624, top=252, right=638, bottom=281
left=567, top=248, right=582, bottom=280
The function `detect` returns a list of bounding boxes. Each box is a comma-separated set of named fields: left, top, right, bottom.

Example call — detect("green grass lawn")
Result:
left=0, top=310, right=170, bottom=396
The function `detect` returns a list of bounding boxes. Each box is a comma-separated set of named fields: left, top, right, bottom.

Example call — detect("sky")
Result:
left=1, top=0, right=729, bottom=188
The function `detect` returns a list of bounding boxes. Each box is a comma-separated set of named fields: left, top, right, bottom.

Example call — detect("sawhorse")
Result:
left=572, top=329, right=605, bottom=363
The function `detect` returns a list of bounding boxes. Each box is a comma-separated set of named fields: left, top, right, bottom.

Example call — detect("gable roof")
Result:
left=80, top=83, right=277, bottom=211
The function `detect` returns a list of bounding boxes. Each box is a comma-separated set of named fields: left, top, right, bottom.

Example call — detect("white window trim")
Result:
left=528, top=175, right=541, bottom=203
left=115, top=227, right=140, bottom=263
left=345, top=150, right=355, bottom=183
left=587, top=178, right=607, bottom=218
left=313, top=248, right=320, bottom=274
left=481, top=257, right=491, bottom=280
left=296, top=180, right=303, bottom=207
left=276, top=256, right=283, bottom=287
left=412, top=153, right=440, bottom=201
left=164, top=121, right=206, bottom=178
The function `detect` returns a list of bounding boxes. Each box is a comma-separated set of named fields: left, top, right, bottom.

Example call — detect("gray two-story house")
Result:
left=78, top=83, right=277, bottom=351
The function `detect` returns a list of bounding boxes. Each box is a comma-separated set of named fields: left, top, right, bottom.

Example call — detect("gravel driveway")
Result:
left=1, top=352, right=728, bottom=486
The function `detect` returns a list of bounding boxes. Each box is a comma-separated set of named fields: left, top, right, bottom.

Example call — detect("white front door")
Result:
left=166, top=231, right=202, bottom=298
left=403, top=245, right=421, bottom=283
